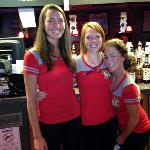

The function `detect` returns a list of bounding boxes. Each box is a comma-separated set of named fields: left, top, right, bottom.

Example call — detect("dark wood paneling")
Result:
left=0, top=2, right=150, bottom=47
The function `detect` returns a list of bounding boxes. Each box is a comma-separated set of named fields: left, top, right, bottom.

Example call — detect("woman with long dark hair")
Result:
left=23, top=4, right=81, bottom=150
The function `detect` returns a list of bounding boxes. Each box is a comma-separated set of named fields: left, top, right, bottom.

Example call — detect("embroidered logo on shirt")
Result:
left=102, top=70, right=111, bottom=79
left=112, top=97, right=119, bottom=107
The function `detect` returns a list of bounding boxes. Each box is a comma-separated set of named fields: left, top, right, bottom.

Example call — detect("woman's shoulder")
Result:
left=122, top=74, right=140, bottom=94
left=75, top=55, right=82, bottom=61
left=27, top=48, right=39, bottom=56
left=74, top=55, right=82, bottom=64
left=24, top=48, right=43, bottom=65
left=74, top=55, right=86, bottom=72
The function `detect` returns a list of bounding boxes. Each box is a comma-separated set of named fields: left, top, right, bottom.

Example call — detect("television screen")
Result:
left=0, top=37, right=25, bottom=64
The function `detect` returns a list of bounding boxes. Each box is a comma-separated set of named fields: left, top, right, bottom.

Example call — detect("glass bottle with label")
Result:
left=126, top=42, right=134, bottom=56
left=135, top=58, right=143, bottom=83
left=145, top=42, right=150, bottom=63
left=142, top=54, right=150, bottom=83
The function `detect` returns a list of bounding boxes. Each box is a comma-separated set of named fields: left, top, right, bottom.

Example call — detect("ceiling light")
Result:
left=63, top=0, right=69, bottom=11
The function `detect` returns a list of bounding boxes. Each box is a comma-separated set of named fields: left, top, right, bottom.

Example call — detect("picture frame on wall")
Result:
left=89, top=13, right=108, bottom=34
left=143, top=11, right=150, bottom=32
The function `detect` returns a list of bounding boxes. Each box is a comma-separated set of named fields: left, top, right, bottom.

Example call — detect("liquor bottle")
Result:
left=145, top=42, right=150, bottom=54
left=135, top=41, right=145, bottom=66
left=142, top=54, right=150, bottom=83
left=136, top=41, right=142, bottom=55
left=135, top=58, right=143, bottom=83
left=145, top=42, right=150, bottom=63
left=126, top=42, right=134, bottom=56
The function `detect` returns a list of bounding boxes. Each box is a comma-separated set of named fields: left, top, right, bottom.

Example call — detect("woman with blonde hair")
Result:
left=75, top=22, right=118, bottom=150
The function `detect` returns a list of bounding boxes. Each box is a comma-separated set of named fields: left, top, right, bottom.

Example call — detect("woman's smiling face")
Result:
left=84, top=27, right=102, bottom=54
left=44, top=9, right=65, bottom=41
left=104, top=46, right=125, bottom=73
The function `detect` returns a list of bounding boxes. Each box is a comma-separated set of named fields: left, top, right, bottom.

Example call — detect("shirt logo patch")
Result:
left=112, top=97, right=119, bottom=107
left=102, top=70, right=111, bottom=79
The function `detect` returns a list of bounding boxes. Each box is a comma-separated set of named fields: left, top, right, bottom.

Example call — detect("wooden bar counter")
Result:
left=138, top=83, right=150, bottom=150
left=0, top=96, right=31, bottom=150
left=138, top=83, right=150, bottom=118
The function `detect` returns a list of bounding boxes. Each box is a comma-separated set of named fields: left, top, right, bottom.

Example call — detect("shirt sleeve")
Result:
left=122, top=84, right=140, bottom=105
left=23, top=51, right=39, bottom=75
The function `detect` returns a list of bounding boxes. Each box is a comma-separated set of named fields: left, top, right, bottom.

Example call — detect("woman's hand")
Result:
left=37, top=90, right=48, bottom=101
left=116, top=134, right=126, bottom=145
left=34, top=136, right=48, bottom=150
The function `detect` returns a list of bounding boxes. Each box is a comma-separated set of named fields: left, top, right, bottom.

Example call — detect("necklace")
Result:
left=85, top=53, right=101, bottom=67
left=91, top=60, right=98, bottom=67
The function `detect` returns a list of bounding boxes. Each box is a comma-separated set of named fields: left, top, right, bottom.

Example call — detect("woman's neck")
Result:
left=85, top=52, right=102, bottom=67
left=53, top=49, right=60, bottom=57
left=110, top=70, right=127, bottom=90
left=47, top=36, right=59, bottom=49
left=111, top=69, right=127, bottom=90
left=113, top=69, right=126, bottom=80
left=47, top=37, right=60, bottom=57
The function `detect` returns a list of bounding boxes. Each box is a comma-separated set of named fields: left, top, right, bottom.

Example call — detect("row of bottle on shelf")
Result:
left=127, top=41, right=150, bottom=84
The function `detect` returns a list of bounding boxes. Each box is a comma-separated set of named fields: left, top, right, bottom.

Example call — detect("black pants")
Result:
left=120, top=129, right=150, bottom=150
left=40, top=117, right=81, bottom=150
left=81, top=117, right=118, bottom=150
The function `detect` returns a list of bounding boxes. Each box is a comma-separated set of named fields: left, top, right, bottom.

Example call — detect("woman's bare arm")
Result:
left=24, top=73, right=48, bottom=150
left=117, top=104, right=139, bottom=145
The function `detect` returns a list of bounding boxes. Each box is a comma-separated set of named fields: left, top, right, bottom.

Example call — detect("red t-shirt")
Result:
left=112, top=73, right=150, bottom=133
left=23, top=50, right=80, bottom=124
left=76, top=55, right=115, bottom=125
